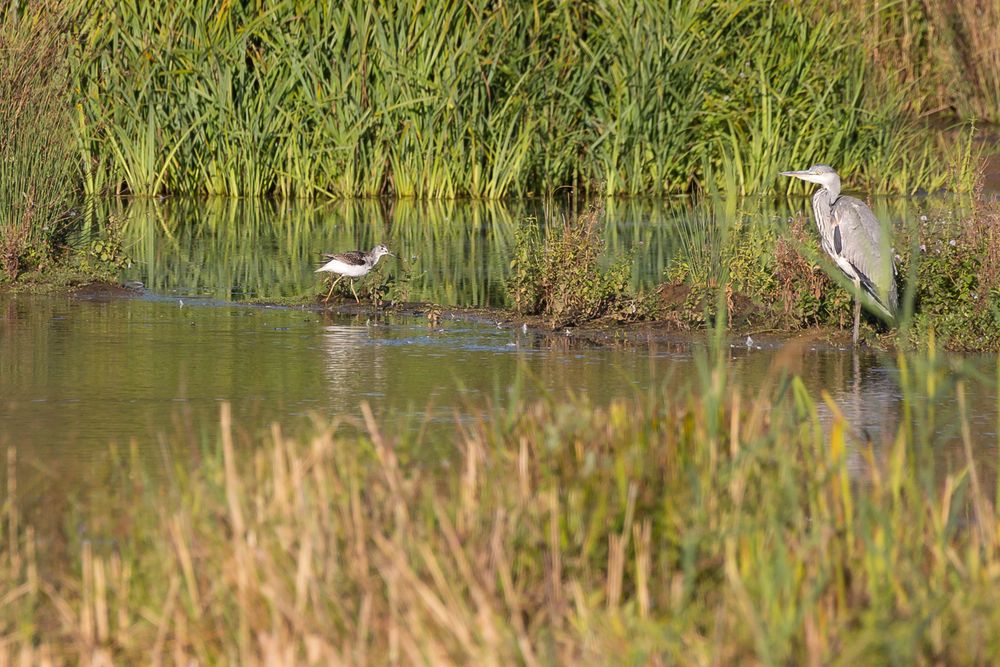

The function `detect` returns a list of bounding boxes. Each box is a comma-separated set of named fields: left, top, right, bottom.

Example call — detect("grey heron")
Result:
left=316, top=244, right=393, bottom=302
left=780, top=165, right=897, bottom=344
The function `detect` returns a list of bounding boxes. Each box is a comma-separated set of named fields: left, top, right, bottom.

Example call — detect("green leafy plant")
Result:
left=86, top=215, right=133, bottom=276
left=506, top=220, right=544, bottom=315
left=368, top=255, right=418, bottom=309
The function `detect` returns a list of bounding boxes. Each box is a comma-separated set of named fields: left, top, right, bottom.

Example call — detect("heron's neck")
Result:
left=810, top=189, right=834, bottom=243
left=823, top=180, right=840, bottom=204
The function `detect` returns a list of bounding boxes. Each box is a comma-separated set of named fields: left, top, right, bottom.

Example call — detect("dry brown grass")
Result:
left=839, top=0, right=1000, bottom=121
left=773, top=216, right=832, bottom=322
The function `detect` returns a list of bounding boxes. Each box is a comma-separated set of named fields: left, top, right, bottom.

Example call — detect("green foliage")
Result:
left=724, top=217, right=779, bottom=303
left=86, top=215, right=132, bottom=273
left=899, top=200, right=1000, bottom=350
left=699, top=3, right=939, bottom=196
left=946, top=121, right=987, bottom=194
left=507, top=205, right=649, bottom=328
left=507, top=221, right=544, bottom=315
left=369, top=259, right=419, bottom=309
left=0, top=5, right=77, bottom=280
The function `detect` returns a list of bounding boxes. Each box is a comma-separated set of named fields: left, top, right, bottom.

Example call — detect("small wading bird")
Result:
left=780, top=165, right=897, bottom=344
left=316, top=244, right=393, bottom=303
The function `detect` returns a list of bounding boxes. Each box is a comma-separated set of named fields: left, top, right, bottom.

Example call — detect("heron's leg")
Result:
left=349, top=279, right=360, bottom=303
left=324, top=275, right=343, bottom=302
left=852, top=296, right=861, bottom=345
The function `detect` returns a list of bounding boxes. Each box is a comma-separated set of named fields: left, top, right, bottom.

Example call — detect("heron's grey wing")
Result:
left=320, top=251, right=368, bottom=266
left=831, top=196, right=897, bottom=316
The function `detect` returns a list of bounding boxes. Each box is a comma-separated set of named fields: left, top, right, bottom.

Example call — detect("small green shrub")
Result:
left=899, top=199, right=1000, bottom=350
left=82, top=214, right=133, bottom=279
left=724, top=217, right=779, bottom=304
left=507, top=205, right=648, bottom=328
left=507, top=221, right=544, bottom=315
left=369, top=256, right=416, bottom=309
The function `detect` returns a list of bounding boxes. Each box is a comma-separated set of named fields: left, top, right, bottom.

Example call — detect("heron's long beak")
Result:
left=779, top=170, right=811, bottom=179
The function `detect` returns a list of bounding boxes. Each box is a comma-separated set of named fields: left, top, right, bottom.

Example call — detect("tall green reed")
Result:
left=0, top=5, right=78, bottom=280
left=64, top=0, right=964, bottom=199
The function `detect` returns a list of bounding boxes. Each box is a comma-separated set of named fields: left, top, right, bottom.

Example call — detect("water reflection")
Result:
left=75, top=193, right=968, bottom=309
left=837, top=353, right=901, bottom=446
left=727, top=337, right=998, bottom=484
left=320, top=321, right=389, bottom=410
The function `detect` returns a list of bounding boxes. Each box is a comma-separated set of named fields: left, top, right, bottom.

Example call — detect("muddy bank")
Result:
left=304, top=292, right=872, bottom=352
left=0, top=278, right=893, bottom=351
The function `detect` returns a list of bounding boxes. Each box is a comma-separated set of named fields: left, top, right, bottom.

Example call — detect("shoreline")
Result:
left=0, top=279, right=884, bottom=353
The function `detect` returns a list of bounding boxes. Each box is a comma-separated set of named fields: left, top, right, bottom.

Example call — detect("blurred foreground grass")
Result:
left=1, top=340, right=999, bottom=664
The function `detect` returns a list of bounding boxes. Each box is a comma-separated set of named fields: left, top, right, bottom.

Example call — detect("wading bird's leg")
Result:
left=852, top=296, right=862, bottom=345
left=324, top=276, right=343, bottom=302
left=349, top=279, right=360, bottom=303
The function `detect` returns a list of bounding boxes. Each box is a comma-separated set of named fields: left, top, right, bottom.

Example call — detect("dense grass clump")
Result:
left=0, top=344, right=998, bottom=663
left=62, top=0, right=979, bottom=199
left=0, top=6, right=77, bottom=281
left=0, top=1, right=992, bottom=206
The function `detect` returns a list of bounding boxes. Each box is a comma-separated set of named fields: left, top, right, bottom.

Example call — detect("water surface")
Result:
left=3, top=195, right=997, bottom=505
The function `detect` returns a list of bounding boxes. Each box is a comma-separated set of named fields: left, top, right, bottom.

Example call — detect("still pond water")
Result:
left=1, top=196, right=997, bottom=501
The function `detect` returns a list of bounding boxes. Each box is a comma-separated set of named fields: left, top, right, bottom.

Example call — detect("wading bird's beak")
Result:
left=780, top=170, right=811, bottom=179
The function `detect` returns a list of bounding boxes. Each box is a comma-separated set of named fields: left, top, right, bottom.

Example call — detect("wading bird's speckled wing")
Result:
left=319, top=251, right=368, bottom=267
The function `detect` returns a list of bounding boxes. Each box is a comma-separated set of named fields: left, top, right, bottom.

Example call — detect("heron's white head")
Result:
left=780, top=164, right=841, bottom=201
left=371, top=244, right=393, bottom=260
